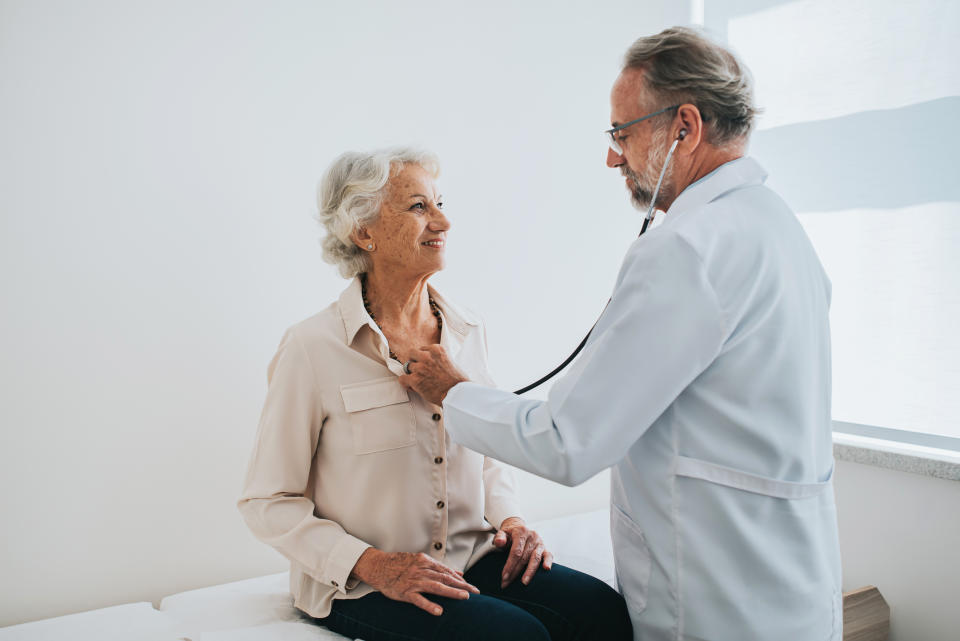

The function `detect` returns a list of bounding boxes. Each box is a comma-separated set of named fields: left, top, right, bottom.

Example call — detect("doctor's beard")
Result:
left=623, top=127, right=675, bottom=211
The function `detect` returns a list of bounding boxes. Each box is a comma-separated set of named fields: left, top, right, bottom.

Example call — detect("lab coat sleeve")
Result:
left=238, top=328, right=370, bottom=594
left=443, top=231, right=728, bottom=486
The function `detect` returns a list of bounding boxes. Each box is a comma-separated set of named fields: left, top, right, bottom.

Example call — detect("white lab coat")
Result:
left=443, top=157, right=842, bottom=641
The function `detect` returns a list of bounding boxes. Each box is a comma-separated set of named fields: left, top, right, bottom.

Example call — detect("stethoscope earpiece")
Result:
left=678, top=129, right=688, bottom=141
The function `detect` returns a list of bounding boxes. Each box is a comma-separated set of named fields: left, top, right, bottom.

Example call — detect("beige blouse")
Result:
left=238, top=277, right=522, bottom=619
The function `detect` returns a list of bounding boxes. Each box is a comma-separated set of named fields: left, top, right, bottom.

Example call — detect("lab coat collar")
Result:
left=338, top=276, right=479, bottom=348
left=664, top=156, right=768, bottom=222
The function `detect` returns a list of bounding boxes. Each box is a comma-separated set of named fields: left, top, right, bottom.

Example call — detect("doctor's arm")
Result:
left=441, top=233, right=728, bottom=486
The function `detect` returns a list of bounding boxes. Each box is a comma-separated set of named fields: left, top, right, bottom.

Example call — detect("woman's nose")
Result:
left=429, top=207, right=451, bottom=231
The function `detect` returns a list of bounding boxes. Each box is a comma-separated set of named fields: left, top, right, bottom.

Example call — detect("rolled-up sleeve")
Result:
left=238, top=328, right=370, bottom=594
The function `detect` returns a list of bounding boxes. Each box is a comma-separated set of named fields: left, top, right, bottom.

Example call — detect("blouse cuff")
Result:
left=322, top=533, right=371, bottom=594
left=484, top=498, right=525, bottom=531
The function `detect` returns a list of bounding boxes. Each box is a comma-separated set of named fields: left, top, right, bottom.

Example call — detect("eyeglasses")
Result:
left=604, top=104, right=680, bottom=154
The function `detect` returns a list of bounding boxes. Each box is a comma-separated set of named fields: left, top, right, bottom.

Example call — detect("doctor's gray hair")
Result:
left=623, top=27, right=758, bottom=147
left=317, top=147, right=440, bottom=279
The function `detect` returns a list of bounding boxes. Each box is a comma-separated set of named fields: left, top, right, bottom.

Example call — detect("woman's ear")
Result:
left=351, top=226, right=375, bottom=251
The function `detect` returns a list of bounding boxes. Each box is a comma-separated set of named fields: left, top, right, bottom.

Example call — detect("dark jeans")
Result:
left=313, top=550, right=632, bottom=641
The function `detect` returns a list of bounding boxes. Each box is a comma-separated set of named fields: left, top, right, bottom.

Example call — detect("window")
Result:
left=705, top=0, right=960, bottom=443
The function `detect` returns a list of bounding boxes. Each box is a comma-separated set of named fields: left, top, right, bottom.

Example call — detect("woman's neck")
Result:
left=362, top=269, right=433, bottom=330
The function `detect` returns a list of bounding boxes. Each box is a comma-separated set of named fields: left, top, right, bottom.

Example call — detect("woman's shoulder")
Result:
left=280, top=300, right=346, bottom=350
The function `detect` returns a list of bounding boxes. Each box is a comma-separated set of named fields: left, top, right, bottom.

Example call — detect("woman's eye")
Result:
left=410, top=202, right=425, bottom=210
left=436, top=201, right=443, bottom=210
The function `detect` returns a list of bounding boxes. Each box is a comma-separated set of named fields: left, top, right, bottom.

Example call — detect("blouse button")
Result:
left=432, top=413, right=442, bottom=421
left=436, top=500, right=445, bottom=509
left=434, top=542, right=443, bottom=550
left=434, top=457, right=443, bottom=464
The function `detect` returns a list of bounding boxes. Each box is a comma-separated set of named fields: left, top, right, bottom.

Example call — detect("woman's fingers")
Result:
left=543, top=549, right=554, bottom=571
left=500, top=533, right=528, bottom=587
left=409, top=593, right=444, bottom=617
left=419, top=580, right=471, bottom=601
left=428, top=558, right=479, bottom=592
left=427, top=568, right=480, bottom=593
left=521, top=545, right=545, bottom=585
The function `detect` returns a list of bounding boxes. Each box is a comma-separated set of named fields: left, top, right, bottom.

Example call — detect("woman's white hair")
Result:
left=317, top=147, right=440, bottom=279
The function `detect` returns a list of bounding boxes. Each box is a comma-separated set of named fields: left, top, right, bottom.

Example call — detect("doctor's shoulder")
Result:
left=621, top=226, right=708, bottom=278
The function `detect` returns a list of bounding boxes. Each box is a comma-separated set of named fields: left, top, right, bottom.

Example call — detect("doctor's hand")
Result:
left=494, top=517, right=554, bottom=589
left=350, top=548, right=480, bottom=616
left=398, top=344, right=469, bottom=405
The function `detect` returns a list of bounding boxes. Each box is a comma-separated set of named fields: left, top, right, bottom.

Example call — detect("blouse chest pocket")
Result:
left=340, top=377, right=417, bottom=455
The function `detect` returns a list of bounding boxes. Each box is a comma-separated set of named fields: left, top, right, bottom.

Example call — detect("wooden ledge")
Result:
left=843, top=586, right=890, bottom=641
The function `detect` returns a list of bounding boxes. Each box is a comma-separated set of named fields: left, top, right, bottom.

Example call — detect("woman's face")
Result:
left=363, top=164, right=450, bottom=279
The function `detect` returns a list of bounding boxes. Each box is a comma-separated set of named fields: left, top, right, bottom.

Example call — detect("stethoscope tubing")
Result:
left=512, top=135, right=682, bottom=395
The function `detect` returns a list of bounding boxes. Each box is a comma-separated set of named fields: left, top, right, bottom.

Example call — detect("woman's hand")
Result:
left=494, top=517, right=554, bottom=588
left=350, top=548, right=480, bottom=616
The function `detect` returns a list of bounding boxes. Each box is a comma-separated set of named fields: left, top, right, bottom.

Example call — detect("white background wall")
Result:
left=0, top=0, right=692, bottom=626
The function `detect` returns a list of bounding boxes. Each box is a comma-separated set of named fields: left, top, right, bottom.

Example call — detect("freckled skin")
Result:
left=352, top=164, right=451, bottom=364
left=369, top=165, right=447, bottom=277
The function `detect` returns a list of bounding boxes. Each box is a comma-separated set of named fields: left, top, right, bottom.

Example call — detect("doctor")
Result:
left=401, top=27, right=842, bottom=641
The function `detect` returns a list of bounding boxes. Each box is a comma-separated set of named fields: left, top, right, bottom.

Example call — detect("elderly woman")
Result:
left=238, top=147, right=631, bottom=641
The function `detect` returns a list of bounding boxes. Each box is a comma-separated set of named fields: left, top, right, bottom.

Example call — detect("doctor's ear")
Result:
left=675, top=104, right=704, bottom=150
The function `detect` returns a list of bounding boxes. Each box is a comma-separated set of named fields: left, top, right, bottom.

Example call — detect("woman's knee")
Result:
left=440, top=596, right=550, bottom=641
left=574, top=577, right=633, bottom=640
left=535, top=567, right=632, bottom=640
left=489, top=610, right=551, bottom=641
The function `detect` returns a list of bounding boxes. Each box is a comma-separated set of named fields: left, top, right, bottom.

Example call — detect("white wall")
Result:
left=0, top=0, right=692, bottom=626
left=834, top=459, right=960, bottom=641
left=720, top=0, right=960, bottom=440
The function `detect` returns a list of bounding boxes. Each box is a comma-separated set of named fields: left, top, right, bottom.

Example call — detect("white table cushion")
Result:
left=159, top=508, right=613, bottom=640
left=0, top=602, right=179, bottom=641
left=159, top=572, right=348, bottom=640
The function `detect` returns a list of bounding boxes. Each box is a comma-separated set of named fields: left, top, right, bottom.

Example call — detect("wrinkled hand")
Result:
left=398, top=344, right=470, bottom=405
left=351, top=549, right=480, bottom=616
left=494, top=517, right=553, bottom=588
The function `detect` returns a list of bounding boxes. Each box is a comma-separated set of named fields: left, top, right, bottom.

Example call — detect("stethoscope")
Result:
left=512, top=129, right=687, bottom=395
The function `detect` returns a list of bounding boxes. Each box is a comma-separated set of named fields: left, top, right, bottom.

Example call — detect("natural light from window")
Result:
left=713, top=0, right=960, bottom=439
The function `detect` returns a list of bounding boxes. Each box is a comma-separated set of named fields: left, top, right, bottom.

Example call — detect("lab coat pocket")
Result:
left=340, top=377, right=417, bottom=455
left=611, top=503, right=652, bottom=616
